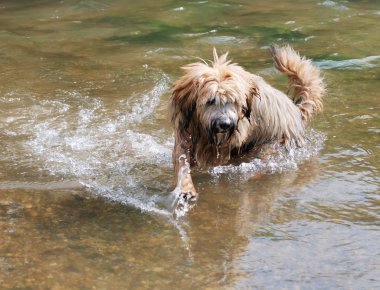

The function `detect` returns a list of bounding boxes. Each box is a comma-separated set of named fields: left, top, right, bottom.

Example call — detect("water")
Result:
left=0, top=0, right=379, bottom=288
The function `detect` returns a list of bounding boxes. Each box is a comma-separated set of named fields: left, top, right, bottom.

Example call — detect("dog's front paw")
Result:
left=179, top=190, right=198, bottom=202
left=174, top=190, right=197, bottom=218
left=176, top=154, right=197, bottom=201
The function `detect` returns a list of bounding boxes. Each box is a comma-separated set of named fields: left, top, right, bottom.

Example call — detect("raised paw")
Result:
left=179, top=190, right=198, bottom=202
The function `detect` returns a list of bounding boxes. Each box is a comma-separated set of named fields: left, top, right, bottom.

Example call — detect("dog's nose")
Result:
left=214, top=118, right=233, bottom=132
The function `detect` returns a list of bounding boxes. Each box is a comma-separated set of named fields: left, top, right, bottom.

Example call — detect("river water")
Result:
left=0, top=0, right=379, bottom=289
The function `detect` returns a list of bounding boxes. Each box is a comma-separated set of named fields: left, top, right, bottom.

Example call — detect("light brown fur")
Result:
left=170, top=45, right=325, bottom=199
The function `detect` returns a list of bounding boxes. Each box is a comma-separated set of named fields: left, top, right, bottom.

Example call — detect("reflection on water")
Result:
left=0, top=0, right=379, bottom=288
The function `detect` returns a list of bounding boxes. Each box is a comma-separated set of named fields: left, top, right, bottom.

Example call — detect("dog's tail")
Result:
left=270, top=44, right=325, bottom=122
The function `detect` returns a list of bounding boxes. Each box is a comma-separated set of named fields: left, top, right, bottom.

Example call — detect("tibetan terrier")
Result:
left=170, top=45, right=325, bottom=200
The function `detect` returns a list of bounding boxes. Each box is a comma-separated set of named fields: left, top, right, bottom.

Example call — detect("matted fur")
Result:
left=170, top=45, right=325, bottom=184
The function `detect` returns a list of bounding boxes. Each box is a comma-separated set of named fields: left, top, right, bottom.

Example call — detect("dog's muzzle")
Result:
left=212, top=116, right=235, bottom=133
left=211, top=117, right=235, bottom=145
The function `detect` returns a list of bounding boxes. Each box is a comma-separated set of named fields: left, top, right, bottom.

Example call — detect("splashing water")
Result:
left=210, top=129, right=326, bottom=180
left=1, top=71, right=177, bottom=216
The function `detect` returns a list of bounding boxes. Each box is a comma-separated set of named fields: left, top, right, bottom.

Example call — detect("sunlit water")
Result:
left=1, top=0, right=379, bottom=289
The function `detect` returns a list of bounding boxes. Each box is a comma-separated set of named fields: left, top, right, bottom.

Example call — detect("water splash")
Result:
left=0, top=72, right=200, bottom=251
left=0, top=72, right=174, bottom=216
left=121, top=75, right=170, bottom=124
left=210, top=129, right=326, bottom=180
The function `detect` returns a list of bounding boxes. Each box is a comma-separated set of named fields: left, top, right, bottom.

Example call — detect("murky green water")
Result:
left=1, top=0, right=379, bottom=289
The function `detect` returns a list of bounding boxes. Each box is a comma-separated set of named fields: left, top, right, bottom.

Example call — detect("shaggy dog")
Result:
left=170, top=45, right=325, bottom=200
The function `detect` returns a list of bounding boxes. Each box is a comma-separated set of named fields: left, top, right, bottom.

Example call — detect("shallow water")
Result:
left=0, top=0, right=379, bottom=289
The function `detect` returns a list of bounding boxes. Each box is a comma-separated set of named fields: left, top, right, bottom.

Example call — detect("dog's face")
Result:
left=196, top=83, right=245, bottom=146
left=171, top=50, right=254, bottom=165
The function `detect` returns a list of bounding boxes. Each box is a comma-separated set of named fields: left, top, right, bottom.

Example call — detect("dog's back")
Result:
left=270, top=45, right=325, bottom=122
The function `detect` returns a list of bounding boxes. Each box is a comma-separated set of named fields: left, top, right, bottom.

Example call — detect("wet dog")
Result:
left=170, top=45, right=325, bottom=200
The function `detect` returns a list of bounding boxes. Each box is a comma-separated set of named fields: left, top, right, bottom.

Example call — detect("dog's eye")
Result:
left=206, top=99, right=215, bottom=106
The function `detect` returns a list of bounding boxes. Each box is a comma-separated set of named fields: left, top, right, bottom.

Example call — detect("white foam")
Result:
left=318, top=1, right=349, bottom=10
left=121, top=75, right=170, bottom=123
left=210, top=130, right=326, bottom=180
left=8, top=72, right=175, bottom=218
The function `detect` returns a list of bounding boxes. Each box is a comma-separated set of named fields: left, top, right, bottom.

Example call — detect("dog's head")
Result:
left=171, top=49, right=256, bottom=166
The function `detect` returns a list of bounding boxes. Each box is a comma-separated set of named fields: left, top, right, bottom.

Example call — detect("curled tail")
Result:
left=270, top=44, right=325, bottom=122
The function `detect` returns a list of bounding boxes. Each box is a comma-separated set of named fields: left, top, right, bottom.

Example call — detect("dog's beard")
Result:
left=213, top=132, right=233, bottom=162
left=209, top=125, right=235, bottom=146
left=214, top=132, right=228, bottom=147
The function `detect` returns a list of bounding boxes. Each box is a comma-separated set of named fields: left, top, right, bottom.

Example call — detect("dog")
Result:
left=170, top=45, right=325, bottom=200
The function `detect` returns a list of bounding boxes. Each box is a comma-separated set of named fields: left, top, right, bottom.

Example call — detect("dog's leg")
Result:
left=174, top=154, right=198, bottom=201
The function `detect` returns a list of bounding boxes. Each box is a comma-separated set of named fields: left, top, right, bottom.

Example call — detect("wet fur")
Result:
left=170, top=45, right=325, bottom=179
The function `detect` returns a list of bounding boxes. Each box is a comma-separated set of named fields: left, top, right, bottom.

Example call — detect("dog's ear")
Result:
left=245, top=86, right=259, bottom=122
left=243, top=88, right=253, bottom=123
left=245, top=96, right=252, bottom=122
left=170, top=78, right=197, bottom=137
left=170, top=61, right=212, bottom=139
left=171, top=94, right=195, bottom=134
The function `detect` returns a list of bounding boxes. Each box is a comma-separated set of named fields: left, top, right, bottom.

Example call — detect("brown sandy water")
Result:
left=0, top=0, right=379, bottom=289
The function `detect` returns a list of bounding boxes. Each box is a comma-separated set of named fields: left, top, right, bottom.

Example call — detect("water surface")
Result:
left=0, top=0, right=379, bottom=289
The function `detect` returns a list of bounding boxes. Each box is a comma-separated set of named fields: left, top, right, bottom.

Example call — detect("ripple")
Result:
left=315, top=55, right=380, bottom=70
left=349, top=115, right=373, bottom=122
left=235, top=220, right=379, bottom=288
left=0, top=180, right=81, bottom=190
left=197, top=35, right=244, bottom=45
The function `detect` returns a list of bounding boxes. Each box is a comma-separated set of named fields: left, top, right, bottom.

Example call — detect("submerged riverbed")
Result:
left=0, top=0, right=379, bottom=289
